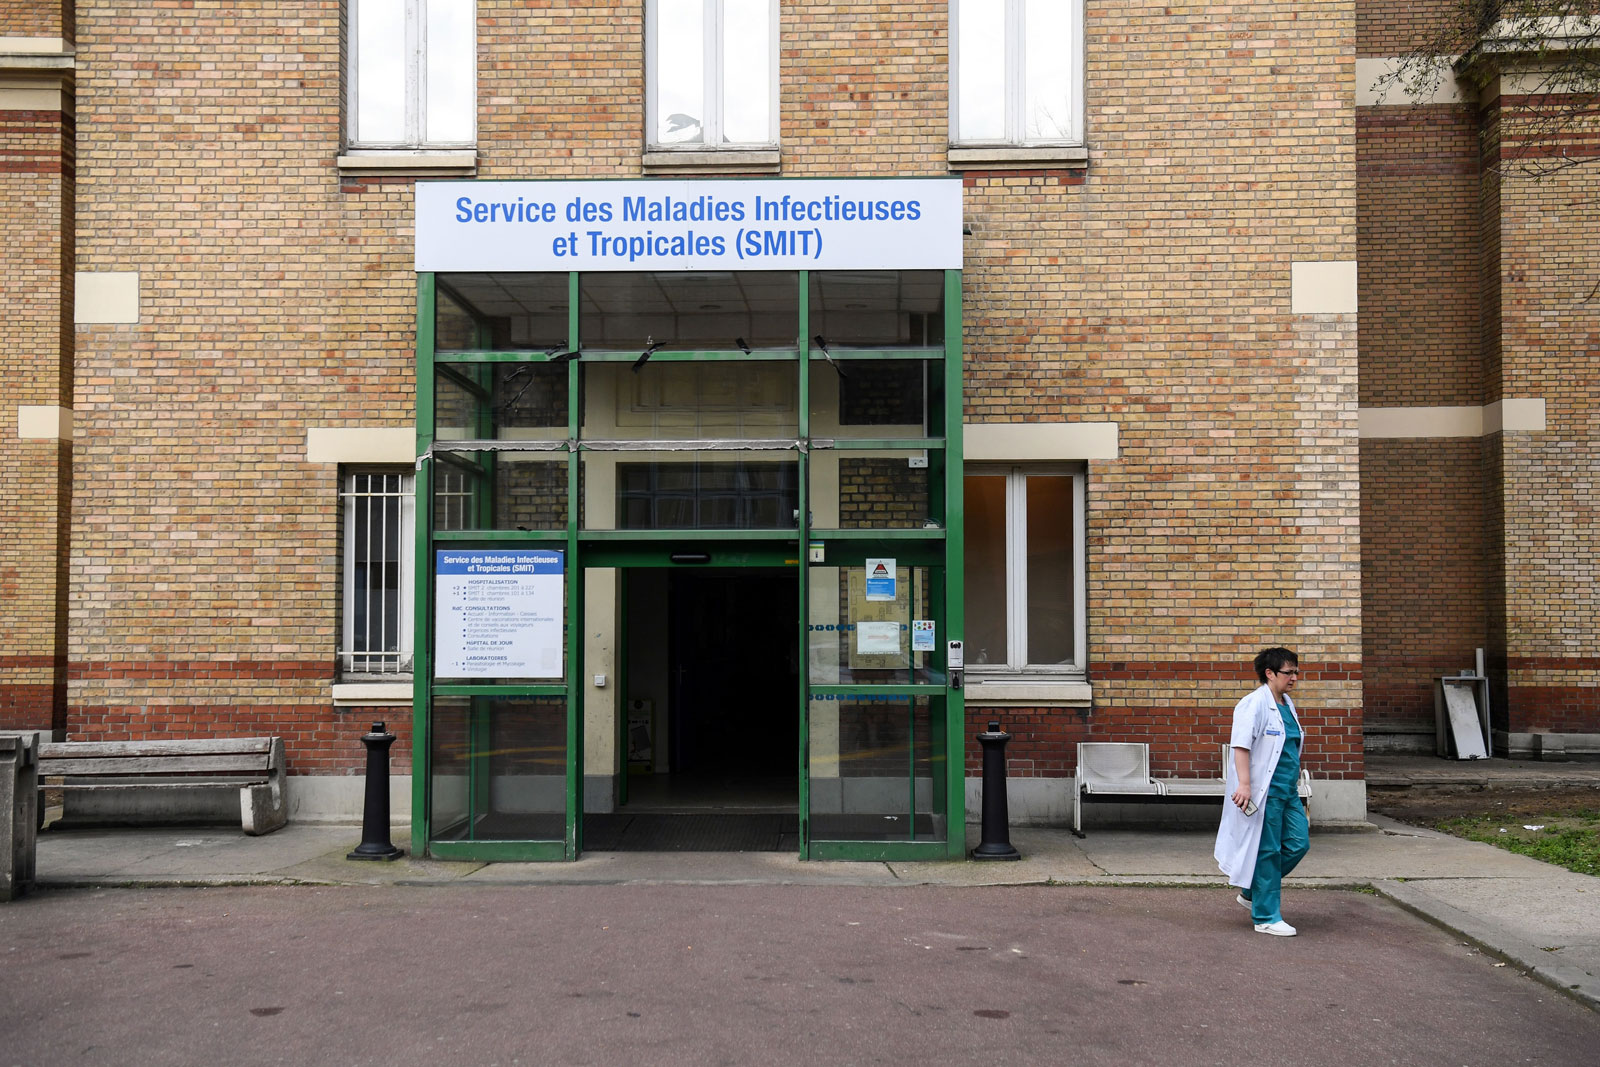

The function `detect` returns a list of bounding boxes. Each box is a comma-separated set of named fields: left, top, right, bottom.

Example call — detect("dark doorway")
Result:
left=667, top=568, right=799, bottom=780
left=604, top=566, right=799, bottom=850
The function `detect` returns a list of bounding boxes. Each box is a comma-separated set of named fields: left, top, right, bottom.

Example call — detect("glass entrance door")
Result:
left=414, top=265, right=964, bottom=861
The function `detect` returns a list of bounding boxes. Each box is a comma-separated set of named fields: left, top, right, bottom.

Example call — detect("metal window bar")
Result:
left=434, top=467, right=475, bottom=532
left=341, top=470, right=416, bottom=675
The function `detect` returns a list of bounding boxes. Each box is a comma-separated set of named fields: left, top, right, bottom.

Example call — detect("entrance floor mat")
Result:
left=583, top=813, right=799, bottom=852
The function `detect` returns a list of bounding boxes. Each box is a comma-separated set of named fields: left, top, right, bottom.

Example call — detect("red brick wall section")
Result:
left=0, top=97, right=73, bottom=732
left=970, top=663, right=1365, bottom=782
left=1357, top=105, right=1482, bottom=406
left=1355, top=0, right=1468, bottom=57
left=0, top=2, right=70, bottom=39
left=1360, top=438, right=1489, bottom=728
left=1484, top=96, right=1600, bottom=735
left=70, top=704, right=412, bottom=775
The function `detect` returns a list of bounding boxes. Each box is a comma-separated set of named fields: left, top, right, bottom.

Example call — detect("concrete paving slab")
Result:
left=37, top=824, right=383, bottom=884
left=1378, top=876, right=1600, bottom=1012
left=456, top=849, right=907, bottom=887
left=888, top=827, right=1104, bottom=885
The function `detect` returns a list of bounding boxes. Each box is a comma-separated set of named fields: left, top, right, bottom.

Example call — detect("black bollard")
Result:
left=348, top=721, right=404, bottom=861
left=971, top=720, right=1021, bottom=861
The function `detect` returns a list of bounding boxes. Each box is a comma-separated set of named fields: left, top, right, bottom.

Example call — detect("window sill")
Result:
left=337, top=150, right=478, bottom=177
left=642, top=148, right=782, bottom=175
left=332, top=681, right=414, bottom=707
left=964, top=677, right=1092, bottom=707
left=947, top=145, right=1088, bottom=170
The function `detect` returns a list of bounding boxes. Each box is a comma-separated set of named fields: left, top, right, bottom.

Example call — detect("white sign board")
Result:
left=856, top=621, right=903, bottom=656
left=416, top=179, right=962, bottom=272
left=435, top=549, right=564, bottom=679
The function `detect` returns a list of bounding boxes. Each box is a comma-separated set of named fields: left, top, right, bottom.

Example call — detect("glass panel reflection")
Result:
left=654, top=0, right=706, bottom=144
left=1023, top=0, right=1072, bottom=141
left=616, top=460, right=797, bottom=530
left=583, top=360, right=797, bottom=440
left=963, top=474, right=1007, bottom=667
left=580, top=272, right=798, bottom=352
left=436, top=274, right=569, bottom=352
left=809, top=271, right=944, bottom=348
left=354, top=0, right=405, bottom=144
left=721, top=0, right=772, bottom=143
left=808, top=695, right=940, bottom=842
left=807, top=566, right=940, bottom=685
left=1025, top=473, right=1075, bottom=665
left=955, top=0, right=1005, bottom=142
left=434, top=363, right=569, bottom=441
left=808, top=359, right=941, bottom=440
left=433, top=452, right=570, bottom=532
left=424, top=0, right=475, bottom=143
left=430, top=696, right=567, bottom=842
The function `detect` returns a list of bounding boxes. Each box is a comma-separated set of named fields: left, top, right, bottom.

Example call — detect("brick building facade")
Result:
left=1, top=2, right=1594, bottom=851
left=1357, top=1, right=1600, bottom=761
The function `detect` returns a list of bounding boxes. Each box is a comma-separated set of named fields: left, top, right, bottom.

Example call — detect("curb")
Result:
left=1374, top=878, right=1600, bottom=1014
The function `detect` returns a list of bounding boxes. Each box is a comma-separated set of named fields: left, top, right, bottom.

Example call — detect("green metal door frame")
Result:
left=412, top=268, right=965, bottom=862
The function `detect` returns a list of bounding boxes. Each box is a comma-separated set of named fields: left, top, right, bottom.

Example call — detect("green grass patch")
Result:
left=1436, top=809, right=1600, bottom=877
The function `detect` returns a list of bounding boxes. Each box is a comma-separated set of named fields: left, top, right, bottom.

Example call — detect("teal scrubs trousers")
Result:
left=1241, top=702, right=1309, bottom=925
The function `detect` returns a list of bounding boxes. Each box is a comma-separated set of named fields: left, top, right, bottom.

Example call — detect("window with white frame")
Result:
left=347, top=0, right=476, bottom=149
left=340, top=469, right=416, bottom=677
left=950, top=0, right=1084, bottom=146
left=647, top=0, right=778, bottom=148
left=963, top=466, right=1086, bottom=673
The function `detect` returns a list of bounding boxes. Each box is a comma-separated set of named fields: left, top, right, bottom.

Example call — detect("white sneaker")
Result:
left=1235, top=894, right=1251, bottom=909
left=1253, top=921, right=1297, bottom=936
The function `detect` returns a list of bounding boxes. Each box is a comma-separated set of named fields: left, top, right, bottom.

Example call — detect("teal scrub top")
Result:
left=1269, top=701, right=1302, bottom=800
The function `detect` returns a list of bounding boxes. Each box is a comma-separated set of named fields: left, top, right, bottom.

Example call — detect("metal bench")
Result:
left=38, top=737, right=288, bottom=835
left=1074, top=742, right=1312, bottom=835
left=1073, top=742, right=1166, bottom=835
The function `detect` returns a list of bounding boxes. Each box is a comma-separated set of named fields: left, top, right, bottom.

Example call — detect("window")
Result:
left=950, top=0, right=1083, bottom=146
left=617, top=462, right=798, bottom=530
left=647, top=0, right=778, bottom=148
left=963, top=466, right=1086, bottom=673
left=340, top=470, right=416, bottom=676
left=348, top=0, right=476, bottom=149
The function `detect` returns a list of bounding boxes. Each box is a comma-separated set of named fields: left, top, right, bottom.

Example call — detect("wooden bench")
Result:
left=1074, top=742, right=1312, bottom=836
left=38, top=737, right=288, bottom=835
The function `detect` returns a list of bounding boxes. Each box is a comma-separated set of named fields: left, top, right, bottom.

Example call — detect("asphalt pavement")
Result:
left=4, top=754, right=1598, bottom=1065
left=2, top=879, right=1595, bottom=1066
left=14, top=809, right=1600, bottom=1017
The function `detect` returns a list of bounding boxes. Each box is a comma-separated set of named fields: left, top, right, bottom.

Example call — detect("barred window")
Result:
left=340, top=469, right=416, bottom=677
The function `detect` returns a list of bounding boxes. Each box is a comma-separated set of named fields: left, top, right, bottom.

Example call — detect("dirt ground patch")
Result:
left=1368, top=785, right=1600, bottom=827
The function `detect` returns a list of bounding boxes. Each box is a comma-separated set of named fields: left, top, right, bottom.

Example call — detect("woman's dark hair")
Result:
left=1254, top=646, right=1298, bottom=683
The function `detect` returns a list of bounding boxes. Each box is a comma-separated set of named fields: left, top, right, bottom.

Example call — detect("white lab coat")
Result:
left=1213, top=683, right=1301, bottom=889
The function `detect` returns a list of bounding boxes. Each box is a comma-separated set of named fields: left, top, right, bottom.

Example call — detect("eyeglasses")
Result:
left=1271, top=667, right=1300, bottom=677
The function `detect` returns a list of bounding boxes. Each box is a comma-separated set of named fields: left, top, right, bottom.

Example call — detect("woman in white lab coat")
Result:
left=1214, top=647, right=1309, bottom=936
